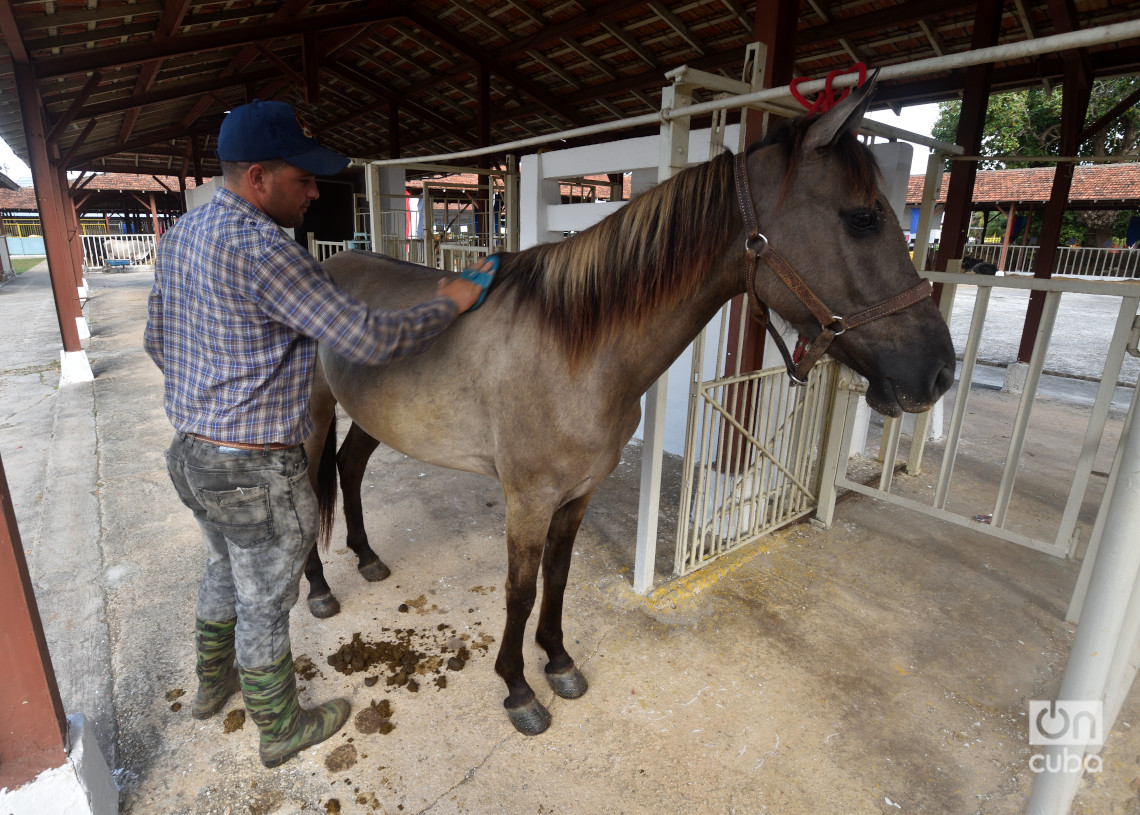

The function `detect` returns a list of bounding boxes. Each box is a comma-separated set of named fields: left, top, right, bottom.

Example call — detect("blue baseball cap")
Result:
left=216, top=99, right=350, bottom=176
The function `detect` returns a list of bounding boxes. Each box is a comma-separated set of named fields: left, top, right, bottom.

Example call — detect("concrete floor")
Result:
left=4, top=264, right=1140, bottom=815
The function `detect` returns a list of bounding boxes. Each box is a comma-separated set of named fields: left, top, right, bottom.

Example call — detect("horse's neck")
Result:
left=606, top=254, right=742, bottom=399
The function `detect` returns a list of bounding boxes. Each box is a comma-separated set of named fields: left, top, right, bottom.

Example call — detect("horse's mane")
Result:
left=493, top=119, right=879, bottom=368
left=496, top=150, right=738, bottom=368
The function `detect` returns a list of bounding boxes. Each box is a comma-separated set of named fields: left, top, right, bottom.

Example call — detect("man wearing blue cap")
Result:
left=144, top=99, right=489, bottom=767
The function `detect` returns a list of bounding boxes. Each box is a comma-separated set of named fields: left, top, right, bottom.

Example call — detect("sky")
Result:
left=0, top=136, right=32, bottom=186
left=0, top=102, right=945, bottom=187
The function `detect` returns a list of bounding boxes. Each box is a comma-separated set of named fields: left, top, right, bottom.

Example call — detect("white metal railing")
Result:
left=436, top=243, right=489, bottom=273
left=817, top=269, right=1140, bottom=563
left=309, top=239, right=347, bottom=262
left=964, top=243, right=1140, bottom=279
left=81, top=233, right=157, bottom=268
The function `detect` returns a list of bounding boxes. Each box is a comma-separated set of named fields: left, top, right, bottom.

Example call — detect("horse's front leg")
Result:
left=337, top=422, right=389, bottom=582
left=496, top=497, right=555, bottom=735
left=536, top=492, right=592, bottom=700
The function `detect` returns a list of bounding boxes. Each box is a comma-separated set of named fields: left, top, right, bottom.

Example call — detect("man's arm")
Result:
left=143, top=280, right=165, bottom=372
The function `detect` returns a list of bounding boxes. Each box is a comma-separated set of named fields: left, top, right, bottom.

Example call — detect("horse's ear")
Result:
left=801, top=68, right=880, bottom=154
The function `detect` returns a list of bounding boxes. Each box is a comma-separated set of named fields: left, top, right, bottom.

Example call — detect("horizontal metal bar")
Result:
left=835, top=478, right=1070, bottom=558
left=924, top=271, right=1140, bottom=296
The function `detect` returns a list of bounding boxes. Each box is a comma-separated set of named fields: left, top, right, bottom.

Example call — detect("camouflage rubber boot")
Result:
left=192, top=617, right=240, bottom=720
left=239, top=650, right=350, bottom=768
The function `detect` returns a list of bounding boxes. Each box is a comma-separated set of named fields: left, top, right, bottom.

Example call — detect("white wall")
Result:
left=185, top=177, right=217, bottom=211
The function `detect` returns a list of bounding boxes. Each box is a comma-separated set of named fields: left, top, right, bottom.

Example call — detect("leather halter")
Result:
left=733, top=152, right=933, bottom=385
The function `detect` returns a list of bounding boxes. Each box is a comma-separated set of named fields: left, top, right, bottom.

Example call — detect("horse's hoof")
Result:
left=358, top=559, right=390, bottom=582
left=308, top=593, right=341, bottom=619
left=505, top=699, right=552, bottom=736
left=545, top=666, right=588, bottom=699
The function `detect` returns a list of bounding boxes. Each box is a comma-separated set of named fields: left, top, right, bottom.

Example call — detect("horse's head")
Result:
left=740, top=75, right=956, bottom=417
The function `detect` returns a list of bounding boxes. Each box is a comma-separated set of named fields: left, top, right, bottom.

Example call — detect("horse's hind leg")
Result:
left=303, top=363, right=341, bottom=619
left=337, top=422, right=389, bottom=582
left=536, top=493, right=591, bottom=700
left=496, top=496, right=557, bottom=736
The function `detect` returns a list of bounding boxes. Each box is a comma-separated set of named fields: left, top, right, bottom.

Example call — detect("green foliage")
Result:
left=931, top=76, right=1140, bottom=169
left=931, top=77, right=1140, bottom=246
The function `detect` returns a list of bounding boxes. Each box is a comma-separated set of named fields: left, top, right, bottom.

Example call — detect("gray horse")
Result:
left=303, top=79, right=956, bottom=735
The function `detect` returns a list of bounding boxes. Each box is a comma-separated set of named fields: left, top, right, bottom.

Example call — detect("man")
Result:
left=143, top=99, right=486, bottom=767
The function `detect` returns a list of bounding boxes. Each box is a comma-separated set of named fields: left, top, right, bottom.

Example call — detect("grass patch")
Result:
left=11, top=256, right=46, bottom=274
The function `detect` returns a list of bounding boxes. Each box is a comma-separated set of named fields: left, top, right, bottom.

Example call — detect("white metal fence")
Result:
left=81, top=233, right=157, bottom=269
left=309, top=239, right=347, bottom=262
left=964, top=243, right=1140, bottom=279
left=817, top=269, right=1140, bottom=574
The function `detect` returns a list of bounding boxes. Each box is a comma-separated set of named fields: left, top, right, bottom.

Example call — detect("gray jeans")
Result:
left=165, top=433, right=316, bottom=668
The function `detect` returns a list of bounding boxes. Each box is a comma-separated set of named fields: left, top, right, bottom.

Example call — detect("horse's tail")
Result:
left=316, top=412, right=338, bottom=550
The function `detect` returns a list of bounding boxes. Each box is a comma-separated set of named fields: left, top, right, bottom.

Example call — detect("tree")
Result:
left=931, top=77, right=1140, bottom=168
left=931, top=77, right=1140, bottom=246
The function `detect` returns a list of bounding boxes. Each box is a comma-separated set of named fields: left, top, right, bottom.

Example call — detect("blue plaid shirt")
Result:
left=144, top=187, right=458, bottom=445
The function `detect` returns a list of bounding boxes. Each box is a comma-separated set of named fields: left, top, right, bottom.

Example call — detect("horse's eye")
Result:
left=844, top=204, right=883, bottom=235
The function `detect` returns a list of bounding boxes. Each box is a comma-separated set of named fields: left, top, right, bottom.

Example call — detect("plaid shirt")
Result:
left=144, top=187, right=458, bottom=446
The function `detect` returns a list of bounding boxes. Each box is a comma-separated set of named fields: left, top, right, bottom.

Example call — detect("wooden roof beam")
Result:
left=406, top=9, right=590, bottom=128
left=73, top=70, right=279, bottom=120
left=647, top=1, right=706, bottom=55
left=31, top=1, right=405, bottom=79
left=324, top=62, right=478, bottom=147
left=600, top=20, right=658, bottom=69
left=118, top=0, right=193, bottom=146
left=46, top=70, right=102, bottom=146
left=798, top=0, right=976, bottom=47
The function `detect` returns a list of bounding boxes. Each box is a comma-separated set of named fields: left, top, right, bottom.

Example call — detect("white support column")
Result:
left=1026, top=393, right=1140, bottom=813
left=519, top=152, right=565, bottom=250
left=504, top=155, right=520, bottom=252
left=365, top=164, right=382, bottom=253
left=633, top=81, right=692, bottom=595
left=59, top=350, right=93, bottom=385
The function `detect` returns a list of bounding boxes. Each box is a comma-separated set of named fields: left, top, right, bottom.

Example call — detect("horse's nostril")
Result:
left=935, top=362, right=955, bottom=397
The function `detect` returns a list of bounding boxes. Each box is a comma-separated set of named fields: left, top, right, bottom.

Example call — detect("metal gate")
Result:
left=675, top=356, right=837, bottom=575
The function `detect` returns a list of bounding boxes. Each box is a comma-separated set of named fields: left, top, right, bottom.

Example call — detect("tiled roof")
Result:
left=907, top=163, right=1140, bottom=206
left=0, top=187, right=40, bottom=212
left=77, top=173, right=200, bottom=194
left=0, top=173, right=199, bottom=213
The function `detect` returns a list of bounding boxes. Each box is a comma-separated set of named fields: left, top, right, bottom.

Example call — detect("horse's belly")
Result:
left=324, top=353, right=500, bottom=479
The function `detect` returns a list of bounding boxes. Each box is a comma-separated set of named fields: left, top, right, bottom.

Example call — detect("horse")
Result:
left=301, top=77, right=957, bottom=736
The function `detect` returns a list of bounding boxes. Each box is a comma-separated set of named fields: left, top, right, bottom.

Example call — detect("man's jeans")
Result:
left=165, top=433, right=316, bottom=669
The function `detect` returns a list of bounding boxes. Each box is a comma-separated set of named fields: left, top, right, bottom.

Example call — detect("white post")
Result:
left=1026, top=395, right=1140, bottom=813
left=519, top=152, right=565, bottom=250
left=633, top=80, right=692, bottom=594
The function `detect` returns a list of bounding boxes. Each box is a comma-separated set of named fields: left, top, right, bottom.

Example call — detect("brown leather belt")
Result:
left=188, top=434, right=297, bottom=451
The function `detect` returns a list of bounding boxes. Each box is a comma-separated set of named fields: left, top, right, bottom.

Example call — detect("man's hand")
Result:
left=436, top=256, right=497, bottom=313
left=436, top=276, right=483, bottom=313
